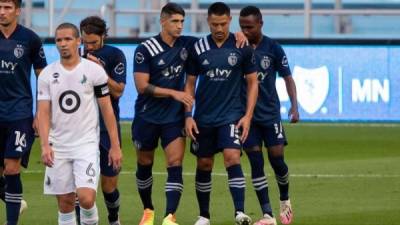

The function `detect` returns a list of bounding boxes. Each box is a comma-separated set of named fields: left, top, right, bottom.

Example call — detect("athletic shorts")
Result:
left=99, top=128, right=121, bottom=177
left=190, top=122, right=241, bottom=158
left=131, top=117, right=184, bottom=150
left=43, top=143, right=100, bottom=195
left=243, top=121, right=288, bottom=149
left=0, top=117, right=35, bottom=168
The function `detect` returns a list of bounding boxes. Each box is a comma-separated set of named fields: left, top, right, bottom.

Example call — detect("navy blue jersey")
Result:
left=243, top=36, right=291, bottom=125
left=134, top=35, right=197, bottom=124
left=87, top=44, right=126, bottom=132
left=0, top=24, right=47, bottom=122
left=187, top=33, right=256, bottom=127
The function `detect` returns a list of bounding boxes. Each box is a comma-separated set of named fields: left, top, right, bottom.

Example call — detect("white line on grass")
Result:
left=22, top=170, right=400, bottom=178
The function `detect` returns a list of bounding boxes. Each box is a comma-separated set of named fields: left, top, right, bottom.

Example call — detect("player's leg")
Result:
left=56, top=193, right=78, bottom=225
left=0, top=166, right=4, bottom=202
left=160, top=122, right=185, bottom=225
left=264, top=122, right=292, bottom=225
left=132, top=118, right=159, bottom=225
left=219, top=123, right=251, bottom=225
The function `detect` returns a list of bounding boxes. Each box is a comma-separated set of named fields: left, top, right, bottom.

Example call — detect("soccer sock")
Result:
left=0, top=175, right=5, bottom=202
left=165, top=166, right=183, bottom=216
left=58, top=211, right=77, bottom=225
left=246, top=151, right=273, bottom=216
left=5, top=174, right=22, bottom=225
left=103, top=189, right=120, bottom=222
left=269, top=154, right=289, bottom=200
left=136, top=163, right=154, bottom=210
left=195, top=169, right=212, bottom=219
left=226, top=164, right=246, bottom=214
left=80, top=205, right=98, bottom=225
left=75, top=196, right=80, bottom=224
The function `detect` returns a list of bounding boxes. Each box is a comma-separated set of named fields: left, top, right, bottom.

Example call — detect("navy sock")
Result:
left=75, top=196, right=81, bottom=224
left=226, top=164, right=246, bottom=214
left=0, top=175, right=5, bottom=202
left=269, top=154, right=289, bottom=200
left=246, top=151, right=273, bottom=216
left=136, top=163, right=154, bottom=210
left=5, top=174, right=22, bottom=225
left=165, top=166, right=183, bottom=216
left=195, top=169, right=212, bottom=219
left=103, top=189, right=120, bottom=222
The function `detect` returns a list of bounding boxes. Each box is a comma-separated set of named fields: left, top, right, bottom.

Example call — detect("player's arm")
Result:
left=134, top=72, right=193, bottom=108
left=234, top=31, right=249, bottom=48
left=32, top=68, right=45, bottom=135
left=283, top=75, right=299, bottom=123
left=184, top=74, right=199, bottom=140
left=97, top=95, right=122, bottom=170
left=37, top=100, right=54, bottom=167
left=237, top=72, right=258, bottom=142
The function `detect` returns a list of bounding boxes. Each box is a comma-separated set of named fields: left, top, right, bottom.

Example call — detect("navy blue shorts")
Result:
left=243, top=121, right=288, bottom=149
left=99, top=126, right=121, bottom=177
left=131, top=117, right=184, bottom=151
left=0, top=117, right=35, bottom=168
left=190, top=122, right=242, bottom=158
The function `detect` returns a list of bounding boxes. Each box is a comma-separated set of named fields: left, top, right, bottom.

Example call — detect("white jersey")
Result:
left=38, top=58, right=109, bottom=151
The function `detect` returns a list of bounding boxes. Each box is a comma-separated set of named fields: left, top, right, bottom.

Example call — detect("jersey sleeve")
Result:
left=37, top=70, right=50, bottom=101
left=30, top=33, right=47, bottom=70
left=133, top=44, right=151, bottom=74
left=92, top=63, right=110, bottom=98
left=274, top=43, right=291, bottom=77
left=110, top=48, right=127, bottom=84
left=242, top=45, right=257, bottom=75
left=185, top=43, right=199, bottom=76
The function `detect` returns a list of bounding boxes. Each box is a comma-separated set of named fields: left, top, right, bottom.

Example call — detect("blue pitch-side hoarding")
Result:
left=36, top=44, right=400, bottom=122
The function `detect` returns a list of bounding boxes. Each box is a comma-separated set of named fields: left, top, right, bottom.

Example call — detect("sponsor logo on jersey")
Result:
left=59, top=90, right=81, bottom=114
left=14, top=45, right=24, bottom=58
left=282, top=56, right=289, bottom=67
left=0, top=60, right=18, bottom=72
left=228, top=53, right=238, bottom=66
left=206, top=68, right=232, bottom=80
left=135, top=52, right=145, bottom=64
left=114, top=62, right=125, bottom=75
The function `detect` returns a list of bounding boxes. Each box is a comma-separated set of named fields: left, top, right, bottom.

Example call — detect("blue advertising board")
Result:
left=36, top=44, right=400, bottom=122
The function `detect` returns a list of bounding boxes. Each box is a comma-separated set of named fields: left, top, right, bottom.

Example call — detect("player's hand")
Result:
left=86, top=53, right=102, bottom=67
left=234, top=31, right=249, bottom=48
left=236, top=115, right=251, bottom=142
left=108, top=146, right=122, bottom=171
left=41, top=144, right=54, bottom=167
left=32, top=116, right=39, bottom=137
left=288, top=107, right=299, bottom=123
left=185, top=117, right=199, bottom=141
left=171, top=90, right=194, bottom=108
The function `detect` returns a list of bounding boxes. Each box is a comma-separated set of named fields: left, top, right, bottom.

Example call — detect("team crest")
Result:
left=135, top=52, right=145, bottom=64
left=180, top=48, right=188, bottom=60
left=14, top=45, right=24, bottom=58
left=293, top=66, right=329, bottom=114
left=260, top=56, right=271, bottom=70
left=228, top=53, right=238, bottom=66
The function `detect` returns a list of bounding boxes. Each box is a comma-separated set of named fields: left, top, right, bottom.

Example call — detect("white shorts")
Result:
left=43, top=144, right=100, bottom=195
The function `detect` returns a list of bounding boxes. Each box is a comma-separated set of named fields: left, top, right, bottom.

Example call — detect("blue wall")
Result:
left=37, top=43, right=400, bottom=122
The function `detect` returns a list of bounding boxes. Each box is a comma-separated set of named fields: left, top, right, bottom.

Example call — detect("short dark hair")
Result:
left=208, top=2, right=230, bottom=17
left=80, top=16, right=108, bottom=37
left=160, top=2, right=185, bottom=18
left=0, top=0, right=22, bottom=8
left=240, top=6, right=263, bottom=21
left=55, top=23, right=80, bottom=38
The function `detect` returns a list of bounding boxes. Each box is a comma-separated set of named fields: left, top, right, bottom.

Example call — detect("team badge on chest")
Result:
left=260, top=56, right=271, bottom=70
left=14, top=44, right=24, bottom=58
left=228, top=53, right=238, bottom=66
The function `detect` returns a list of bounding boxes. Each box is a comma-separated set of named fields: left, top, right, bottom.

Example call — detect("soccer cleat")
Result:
left=194, top=216, right=210, bottom=225
left=162, top=213, right=178, bottom=225
left=139, top=208, right=154, bottom=225
left=279, top=200, right=293, bottom=225
left=253, top=214, right=277, bottom=225
left=19, top=199, right=28, bottom=215
left=235, top=212, right=252, bottom=225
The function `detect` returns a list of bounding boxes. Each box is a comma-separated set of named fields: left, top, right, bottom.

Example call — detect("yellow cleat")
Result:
left=162, top=213, right=179, bottom=225
left=139, top=209, right=154, bottom=225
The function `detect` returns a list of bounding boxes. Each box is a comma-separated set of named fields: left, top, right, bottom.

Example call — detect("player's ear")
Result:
left=15, top=7, right=21, bottom=17
left=76, top=37, right=82, bottom=46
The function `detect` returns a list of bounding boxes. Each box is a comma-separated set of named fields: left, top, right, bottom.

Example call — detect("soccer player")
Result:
left=184, top=2, right=258, bottom=225
left=0, top=0, right=47, bottom=224
left=37, top=23, right=122, bottom=225
left=78, top=15, right=126, bottom=225
left=239, top=6, right=299, bottom=225
left=132, top=3, right=196, bottom=225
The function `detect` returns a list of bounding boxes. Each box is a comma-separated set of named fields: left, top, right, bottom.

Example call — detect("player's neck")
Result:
left=212, top=33, right=229, bottom=48
left=0, top=21, right=18, bottom=38
left=250, top=33, right=263, bottom=48
left=61, top=55, right=81, bottom=70
left=160, top=31, right=177, bottom=47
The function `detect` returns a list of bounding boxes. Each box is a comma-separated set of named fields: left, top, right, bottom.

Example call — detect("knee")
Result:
left=58, top=195, right=75, bottom=213
left=197, top=158, right=213, bottom=171
left=79, top=195, right=96, bottom=209
left=4, top=160, right=20, bottom=175
left=166, top=155, right=183, bottom=167
left=223, top=152, right=240, bottom=167
left=137, top=152, right=154, bottom=166
left=101, top=176, right=117, bottom=193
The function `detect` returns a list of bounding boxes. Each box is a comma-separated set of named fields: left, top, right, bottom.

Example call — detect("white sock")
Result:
left=80, top=205, right=99, bottom=225
left=58, top=211, right=77, bottom=225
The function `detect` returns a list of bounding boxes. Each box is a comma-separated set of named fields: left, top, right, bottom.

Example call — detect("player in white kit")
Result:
left=37, top=23, right=122, bottom=225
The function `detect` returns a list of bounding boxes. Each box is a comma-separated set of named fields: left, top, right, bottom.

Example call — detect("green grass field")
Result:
left=1, top=122, right=400, bottom=225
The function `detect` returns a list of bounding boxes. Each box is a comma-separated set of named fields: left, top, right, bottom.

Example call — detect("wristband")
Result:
left=185, top=111, right=192, bottom=118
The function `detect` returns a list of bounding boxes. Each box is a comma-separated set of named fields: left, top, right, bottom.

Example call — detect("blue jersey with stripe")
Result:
left=133, top=35, right=197, bottom=124
left=243, top=36, right=291, bottom=125
left=86, top=44, right=126, bottom=132
left=187, top=33, right=256, bottom=127
left=0, top=24, right=47, bottom=122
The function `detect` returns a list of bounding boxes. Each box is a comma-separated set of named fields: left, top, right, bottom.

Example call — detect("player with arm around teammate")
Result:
left=239, top=6, right=299, bottom=225
left=37, top=23, right=122, bottom=225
